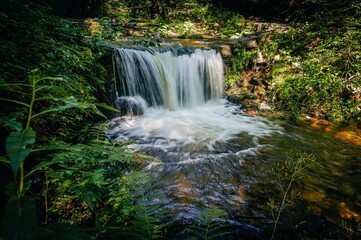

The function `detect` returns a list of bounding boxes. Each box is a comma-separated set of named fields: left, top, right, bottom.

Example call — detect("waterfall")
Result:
left=109, top=46, right=280, bottom=145
left=114, top=47, right=224, bottom=110
left=107, top=47, right=283, bottom=233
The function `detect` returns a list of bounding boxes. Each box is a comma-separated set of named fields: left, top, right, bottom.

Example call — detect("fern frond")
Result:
left=186, top=208, right=231, bottom=240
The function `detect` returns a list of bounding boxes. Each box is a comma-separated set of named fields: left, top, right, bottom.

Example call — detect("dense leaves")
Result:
left=0, top=0, right=108, bottom=141
left=260, top=0, right=361, bottom=123
left=1, top=0, right=360, bottom=239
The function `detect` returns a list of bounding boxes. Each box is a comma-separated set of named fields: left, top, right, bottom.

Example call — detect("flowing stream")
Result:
left=107, top=47, right=361, bottom=239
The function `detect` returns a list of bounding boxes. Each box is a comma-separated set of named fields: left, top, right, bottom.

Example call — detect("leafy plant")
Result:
left=46, top=142, right=130, bottom=225
left=261, top=0, right=361, bottom=124
left=117, top=182, right=169, bottom=240
left=0, top=70, right=117, bottom=239
left=224, top=45, right=258, bottom=89
left=186, top=208, right=231, bottom=240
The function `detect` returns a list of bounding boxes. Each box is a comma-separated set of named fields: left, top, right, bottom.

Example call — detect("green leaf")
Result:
left=95, top=103, right=119, bottom=112
left=28, top=69, right=40, bottom=85
left=5, top=129, right=36, bottom=176
left=0, top=78, right=11, bottom=90
left=37, top=223, right=90, bottom=240
left=91, top=105, right=107, bottom=119
left=0, top=97, right=30, bottom=108
left=24, top=159, right=63, bottom=179
left=1, top=195, right=37, bottom=240
left=0, top=157, right=10, bottom=164
left=32, top=96, right=79, bottom=118
left=0, top=117, right=22, bottom=131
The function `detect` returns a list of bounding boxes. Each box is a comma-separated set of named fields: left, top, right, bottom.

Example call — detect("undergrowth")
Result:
left=261, top=0, right=361, bottom=124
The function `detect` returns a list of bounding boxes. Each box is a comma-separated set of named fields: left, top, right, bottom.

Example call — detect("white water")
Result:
left=108, top=99, right=281, bottom=151
left=109, top=47, right=282, bottom=160
left=114, top=47, right=223, bottom=110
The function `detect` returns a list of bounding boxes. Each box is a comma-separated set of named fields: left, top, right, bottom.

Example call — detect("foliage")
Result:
left=47, top=139, right=137, bottom=224
left=48, top=157, right=168, bottom=240
left=115, top=179, right=170, bottom=240
left=186, top=208, right=231, bottom=240
left=0, top=0, right=109, bottom=141
left=0, top=69, right=113, bottom=192
left=101, top=0, right=131, bottom=22
left=261, top=0, right=361, bottom=123
left=0, top=70, right=158, bottom=239
left=96, top=0, right=246, bottom=40
left=267, top=150, right=316, bottom=240
left=0, top=70, right=109, bottom=239
left=224, top=45, right=258, bottom=89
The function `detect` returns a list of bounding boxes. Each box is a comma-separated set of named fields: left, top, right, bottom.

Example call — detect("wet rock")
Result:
left=226, top=92, right=257, bottom=105
left=115, top=96, right=148, bottom=116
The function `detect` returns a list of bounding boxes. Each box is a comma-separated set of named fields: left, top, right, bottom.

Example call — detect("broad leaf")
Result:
left=95, top=103, right=119, bottom=112
left=32, top=96, right=80, bottom=118
left=1, top=195, right=37, bottom=240
left=5, top=129, right=36, bottom=176
left=37, top=223, right=90, bottom=240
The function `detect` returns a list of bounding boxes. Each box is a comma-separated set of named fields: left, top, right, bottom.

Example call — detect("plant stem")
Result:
left=26, top=75, right=36, bottom=130
left=270, top=170, right=297, bottom=240
left=20, top=74, right=36, bottom=194
left=19, top=163, right=25, bottom=193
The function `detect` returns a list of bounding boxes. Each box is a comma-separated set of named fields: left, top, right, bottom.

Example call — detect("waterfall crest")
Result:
left=114, top=47, right=224, bottom=110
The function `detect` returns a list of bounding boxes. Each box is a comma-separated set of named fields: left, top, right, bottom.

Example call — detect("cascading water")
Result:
left=109, top=47, right=281, bottom=148
left=107, top=47, right=361, bottom=239
left=114, top=47, right=223, bottom=110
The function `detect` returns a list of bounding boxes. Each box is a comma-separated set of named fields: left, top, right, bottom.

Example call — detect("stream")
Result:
left=107, top=46, right=361, bottom=239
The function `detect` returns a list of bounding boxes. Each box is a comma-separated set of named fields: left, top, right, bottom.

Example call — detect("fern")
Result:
left=117, top=178, right=170, bottom=240
left=186, top=208, right=231, bottom=240
left=80, top=122, right=109, bottom=142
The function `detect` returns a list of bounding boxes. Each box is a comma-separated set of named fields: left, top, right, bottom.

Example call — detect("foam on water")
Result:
left=107, top=99, right=282, bottom=156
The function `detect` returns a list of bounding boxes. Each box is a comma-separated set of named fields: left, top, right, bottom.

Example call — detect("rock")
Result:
left=245, top=39, right=258, bottom=49
left=259, top=102, right=272, bottom=111
left=218, top=44, right=232, bottom=57
left=115, top=96, right=148, bottom=116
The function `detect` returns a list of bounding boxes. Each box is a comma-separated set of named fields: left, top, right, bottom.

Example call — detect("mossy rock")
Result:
left=226, top=92, right=257, bottom=104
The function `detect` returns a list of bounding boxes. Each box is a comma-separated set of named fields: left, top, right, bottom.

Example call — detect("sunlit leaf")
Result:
left=5, top=129, right=36, bottom=176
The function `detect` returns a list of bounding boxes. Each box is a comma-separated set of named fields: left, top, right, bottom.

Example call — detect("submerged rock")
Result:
left=115, top=96, right=148, bottom=116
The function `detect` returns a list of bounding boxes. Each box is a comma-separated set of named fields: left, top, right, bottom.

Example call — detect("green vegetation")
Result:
left=224, top=44, right=259, bottom=89
left=186, top=208, right=231, bottom=240
left=260, top=0, right=361, bottom=124
left=1, top=0, right=361, bottom=239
